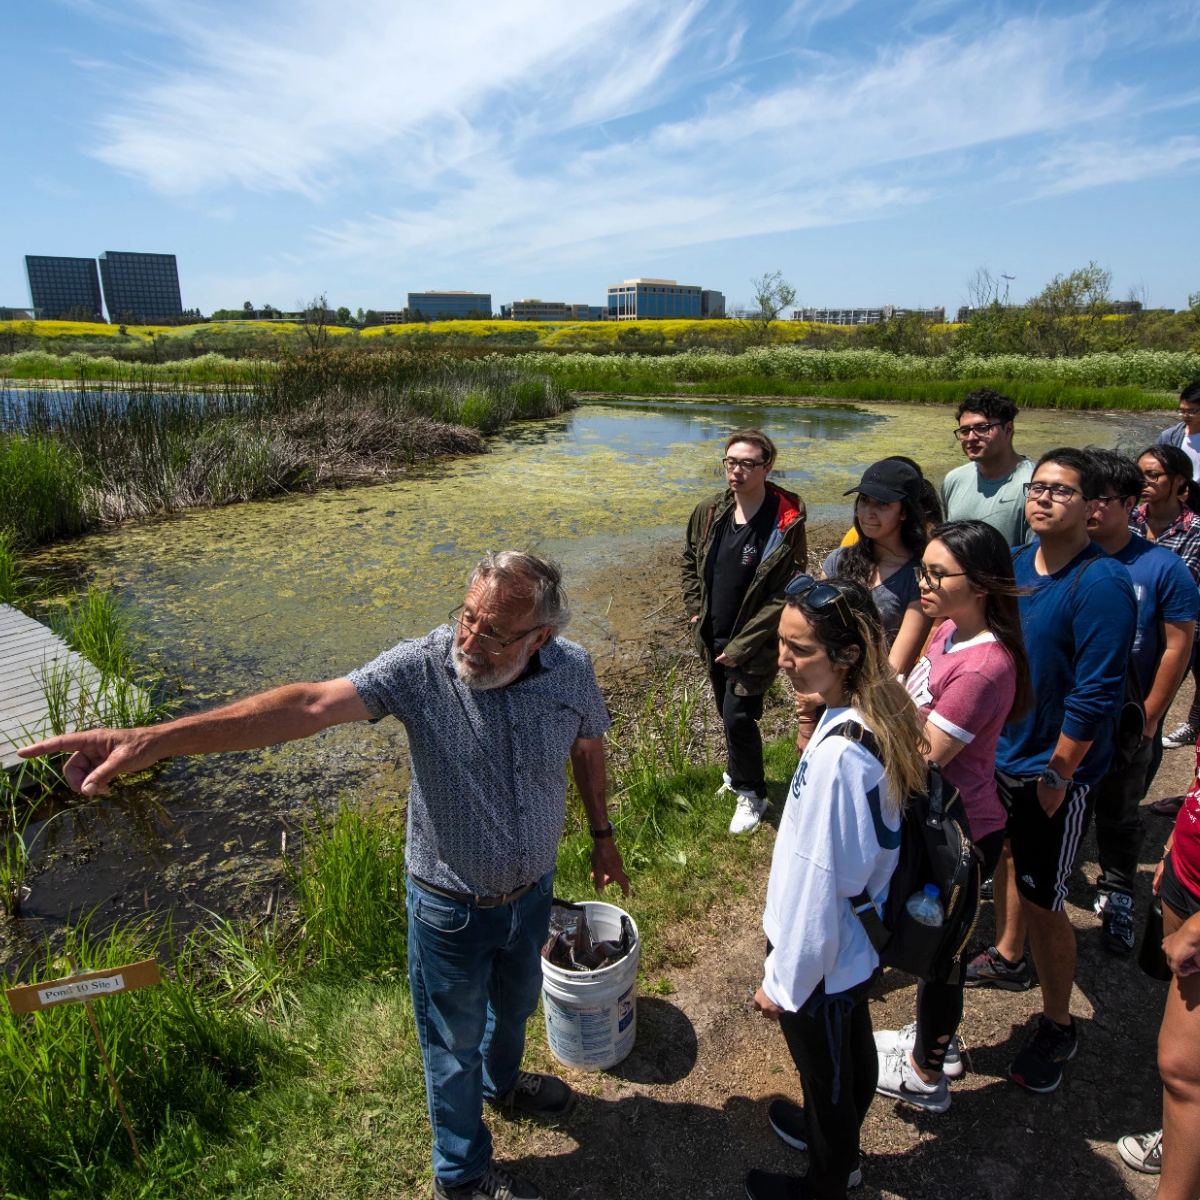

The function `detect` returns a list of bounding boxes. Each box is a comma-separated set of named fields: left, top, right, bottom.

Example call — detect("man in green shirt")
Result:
left=941, top=388, right=1034, bottom=547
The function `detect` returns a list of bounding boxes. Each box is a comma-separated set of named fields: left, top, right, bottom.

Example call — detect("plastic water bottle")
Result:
left=906, top=884, right=944, bottom=928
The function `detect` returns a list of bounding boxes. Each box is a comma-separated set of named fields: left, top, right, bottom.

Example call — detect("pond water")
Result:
left=8, top=398, right=1173, bottom=948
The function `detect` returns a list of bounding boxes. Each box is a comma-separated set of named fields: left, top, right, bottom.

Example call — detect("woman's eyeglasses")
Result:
left=784, top=574, right=855, bottom=628
left=914, top=563, right=966, bottom=591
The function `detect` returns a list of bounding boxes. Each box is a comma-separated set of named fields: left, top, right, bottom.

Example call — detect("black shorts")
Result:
left=998, top=771, right=1094, bottom=912
left=1160, top=852, right=1200, bottom=920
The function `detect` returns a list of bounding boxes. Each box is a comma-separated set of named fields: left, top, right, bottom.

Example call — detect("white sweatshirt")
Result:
left=762, top=707, right=901, bottom=1011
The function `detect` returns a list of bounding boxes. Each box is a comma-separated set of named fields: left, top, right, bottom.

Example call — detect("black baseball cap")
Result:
left=844, top=458, right=922, bottom=504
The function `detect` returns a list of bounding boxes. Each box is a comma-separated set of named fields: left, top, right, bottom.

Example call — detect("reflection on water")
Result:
left=7, top=399, right=1172, bottom=946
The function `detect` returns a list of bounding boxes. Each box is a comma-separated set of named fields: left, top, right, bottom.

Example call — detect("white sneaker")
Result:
left=728, top=792, right=768, bottom=834
left=873, top=1021, right=963, bottom=1079
left=875, top=1050, right=951, bottom=1113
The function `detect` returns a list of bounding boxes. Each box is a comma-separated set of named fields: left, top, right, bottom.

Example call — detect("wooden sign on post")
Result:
left=4, top=958, right=161, bottom=1014
left=3, top=956, right=162, bottom=1169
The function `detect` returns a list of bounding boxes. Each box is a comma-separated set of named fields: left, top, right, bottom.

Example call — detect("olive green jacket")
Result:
left=681, top=483, right=808, bottom=696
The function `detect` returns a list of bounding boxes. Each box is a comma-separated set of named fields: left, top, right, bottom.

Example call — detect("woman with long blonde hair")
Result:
left=747, top=575, right=926, bottom=1200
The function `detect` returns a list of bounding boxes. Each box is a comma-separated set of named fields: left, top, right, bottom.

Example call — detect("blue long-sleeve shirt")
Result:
left=996, top=540, right=1137, bottom=785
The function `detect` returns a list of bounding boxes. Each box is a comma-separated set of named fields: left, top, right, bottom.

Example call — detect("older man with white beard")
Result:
left=20, top=551, right=628, bottom=1200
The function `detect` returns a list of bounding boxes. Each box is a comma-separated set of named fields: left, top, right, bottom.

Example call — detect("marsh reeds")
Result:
left=0, top=351, right=574, bottom=545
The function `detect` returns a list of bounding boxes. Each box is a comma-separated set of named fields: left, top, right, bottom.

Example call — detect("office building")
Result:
left=793, top=305, right=945, bottom=326
left=24, top=255, right=104, bottom=321
left=510, top=299, right=572, bottom=321
left=503, top=300, right=606, bottom=321
left=99, top=252, right=183, bottom=323
left=607, top=279, right=703, bottom=320
left=700, top=290, right=725, bottom=319
left=407, top=291, right=492, bottom=320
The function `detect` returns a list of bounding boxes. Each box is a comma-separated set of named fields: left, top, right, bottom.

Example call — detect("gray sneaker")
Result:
left=1163, top=722, right=1197, bottom=750
left=488, top=1071, right=575, bottom=1119
left=433, top=1162, right=545, bottom=1200
left=1117, top=1129, right=1162, bottom=1175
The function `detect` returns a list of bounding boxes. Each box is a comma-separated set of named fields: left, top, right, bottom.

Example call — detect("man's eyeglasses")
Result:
left=722, top=456, right=767, bottom=472
left=1023, top=480, right=1084, bottom=504
left=914, top=563, right=966, bottom=591
left=449, top=605, right=543, bottom=655
left=784, top=574, right=855, bottom=629
left=1093, top=493, right=1136, bottom=508
left=1179, top=406, right=1200, bottom=418
left=1143, top=469, right=1167, bottom=482
left=953, top=421, right=1003, bottom=441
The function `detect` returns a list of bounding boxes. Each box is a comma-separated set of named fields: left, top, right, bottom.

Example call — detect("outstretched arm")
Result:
left=17, top=678, right=371, bottom=796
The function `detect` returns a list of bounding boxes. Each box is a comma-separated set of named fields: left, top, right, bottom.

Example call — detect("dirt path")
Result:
left=486, top=535, right=1189, bottom=1198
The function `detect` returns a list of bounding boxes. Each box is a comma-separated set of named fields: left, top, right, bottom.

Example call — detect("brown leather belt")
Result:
left=409, top=873, right=537, bottom=909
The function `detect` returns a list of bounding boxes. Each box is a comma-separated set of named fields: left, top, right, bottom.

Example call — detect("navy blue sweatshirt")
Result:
left=996, top=540, right=1136, bottom=785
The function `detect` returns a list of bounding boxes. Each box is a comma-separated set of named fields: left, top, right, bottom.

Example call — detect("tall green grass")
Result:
left=285, top=802, right=408, bottom=973
left=511, top=347, right=1199, bottom=396
left=0, top=919, right=282, bottom=1198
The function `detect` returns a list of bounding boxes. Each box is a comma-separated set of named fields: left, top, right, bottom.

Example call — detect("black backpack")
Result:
left=833, top=722, right=981, bottom=985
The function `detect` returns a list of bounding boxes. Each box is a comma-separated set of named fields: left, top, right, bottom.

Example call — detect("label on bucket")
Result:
left=617, top=984, right=634, bottom=1033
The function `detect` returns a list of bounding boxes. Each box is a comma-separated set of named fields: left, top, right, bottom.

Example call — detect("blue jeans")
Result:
left=407, top=870, right=555, bottom=1186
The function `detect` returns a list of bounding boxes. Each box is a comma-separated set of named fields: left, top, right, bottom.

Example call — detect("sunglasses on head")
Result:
left=784, top=574, right=855, bottom=629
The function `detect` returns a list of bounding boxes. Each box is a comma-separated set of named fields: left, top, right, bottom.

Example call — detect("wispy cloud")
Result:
left=1036, top=136, right=1200, bottom=195
left=84, top=0, right=1200, bottom=279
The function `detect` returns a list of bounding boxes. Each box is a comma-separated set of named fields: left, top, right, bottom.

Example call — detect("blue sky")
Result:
left=3, top=0, right=1199, bottom=316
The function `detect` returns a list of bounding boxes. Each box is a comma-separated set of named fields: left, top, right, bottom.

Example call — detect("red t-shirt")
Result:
left=1172, top=747, right=1200, bottom=899
left=905, top=621, right=1015, bottom=840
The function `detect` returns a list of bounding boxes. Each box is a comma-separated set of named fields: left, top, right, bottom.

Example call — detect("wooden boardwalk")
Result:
left=0, top=603, right=106, bottom=771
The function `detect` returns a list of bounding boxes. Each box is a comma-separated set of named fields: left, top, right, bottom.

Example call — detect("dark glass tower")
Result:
left=98, top=252, right=183, bottom=323
left=24, top=256, right=104, bottom=321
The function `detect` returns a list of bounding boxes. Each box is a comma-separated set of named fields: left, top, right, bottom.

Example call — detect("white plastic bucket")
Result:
left=540, top=900, right=639, bottom=1071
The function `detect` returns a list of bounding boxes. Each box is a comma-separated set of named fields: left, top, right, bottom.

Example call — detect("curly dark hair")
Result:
left=955, top=387, right=1018, bottom=425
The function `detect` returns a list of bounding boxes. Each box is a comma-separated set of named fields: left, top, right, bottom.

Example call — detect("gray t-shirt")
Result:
left=349, top=625, right=611, bottom=896
left=941, top=458, right=1035, bottom=547
left=821, top=547, right=920, bottom=647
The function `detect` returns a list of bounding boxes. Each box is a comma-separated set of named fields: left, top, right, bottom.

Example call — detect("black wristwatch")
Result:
left=590, top=823, right=614, bottom=839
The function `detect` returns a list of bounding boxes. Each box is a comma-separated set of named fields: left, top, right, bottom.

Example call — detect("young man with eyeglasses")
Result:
left=1155, top=381, right=1200, bottom=479
left=941, top=387, right=1034, bottom=547
left=18, top=551, right=629, bottom=1200
left=965, top=448, right=1136, bottom=1094
left=683, top=429, right=808, bottom=834
left=1087, top=450, right=1196, bottom=953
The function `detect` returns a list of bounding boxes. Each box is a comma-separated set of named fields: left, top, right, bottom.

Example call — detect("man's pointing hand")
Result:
left=18, top=728, right=160, bottom=796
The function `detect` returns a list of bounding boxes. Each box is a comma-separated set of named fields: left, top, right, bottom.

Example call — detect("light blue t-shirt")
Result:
left=1110, top=535, right=1199, bottom=694
left=941, top=459, right=1035, bottom=547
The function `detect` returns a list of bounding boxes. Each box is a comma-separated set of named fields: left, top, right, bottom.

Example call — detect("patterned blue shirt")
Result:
left=349, top=624, right=611, bottom=896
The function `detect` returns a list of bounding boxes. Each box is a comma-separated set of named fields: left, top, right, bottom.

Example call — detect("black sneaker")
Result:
left=433, top=1162, right=545, bottom=1200
left=1117, top=1129, right=1163, bottom=1174
left=767, top=1098, right=808, bottom=1150
left=965, top=946, right=1032, bottom=991
left=1008, top=1015, right=1078, bottom=1093
left=764, top=1101, right=863, bottom=1187
left=980, top=876, right=994, bottom=901
left=487, top=1071, right=575, bottom=1119
left=1151, top=794, right=1186, bottom=817
left=1096, top=891, right=1136, bottom=955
